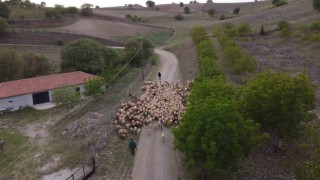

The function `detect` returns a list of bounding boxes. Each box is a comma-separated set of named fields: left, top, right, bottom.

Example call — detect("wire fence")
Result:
left=65, top=158, right=95, bottom=180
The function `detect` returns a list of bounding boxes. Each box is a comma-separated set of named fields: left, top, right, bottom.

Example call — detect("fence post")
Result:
left=83, top=165, right=86, bottom=177
left=72, top=174, right=74, bottom=180
left=92, top=158, right=96, bottom=173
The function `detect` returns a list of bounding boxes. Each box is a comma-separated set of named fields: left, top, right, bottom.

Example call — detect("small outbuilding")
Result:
left=0, top=71, right=98, bottom=110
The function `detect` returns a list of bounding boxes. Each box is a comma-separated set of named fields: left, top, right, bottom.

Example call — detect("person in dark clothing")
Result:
left=129, top=138, right=137, bottom=155
left=158, top=72, right=161, bottom=81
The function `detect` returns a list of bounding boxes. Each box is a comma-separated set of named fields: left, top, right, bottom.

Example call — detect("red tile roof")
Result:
left=0, top=71, right=98, bottom=99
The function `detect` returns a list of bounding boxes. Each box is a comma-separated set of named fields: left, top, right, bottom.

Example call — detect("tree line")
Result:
left=173, top=26, right=316, bottom=178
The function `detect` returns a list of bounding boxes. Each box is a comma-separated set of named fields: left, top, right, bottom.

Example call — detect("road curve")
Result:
left=131, top=48, right=184, bottom=180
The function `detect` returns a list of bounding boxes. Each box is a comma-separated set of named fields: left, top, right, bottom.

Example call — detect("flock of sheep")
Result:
left=114, top=81, right=191, bottom=138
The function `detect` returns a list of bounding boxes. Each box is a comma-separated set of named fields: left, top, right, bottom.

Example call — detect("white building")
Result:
left=0, top=71, right=98, bottom=110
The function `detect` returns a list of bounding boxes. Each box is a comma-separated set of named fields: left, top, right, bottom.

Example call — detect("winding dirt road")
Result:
left=131, top=48, right=185, bottom=180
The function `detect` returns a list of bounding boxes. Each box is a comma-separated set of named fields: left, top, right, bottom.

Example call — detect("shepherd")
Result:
left=129, top=138, right=137, bottom=155
left=158, top=72, right=161, bottom=81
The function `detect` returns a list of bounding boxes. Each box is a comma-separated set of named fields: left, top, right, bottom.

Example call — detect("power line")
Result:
left=0, top=44, right=143, bottom=173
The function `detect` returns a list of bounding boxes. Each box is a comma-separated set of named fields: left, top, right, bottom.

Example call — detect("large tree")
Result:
left=80, top=3, right=93, bottom=16
left=124, top=37, right=154, bottom=67
left=174, top=78, right=263, bottom=178
left=20, top=51, right=51, bottom=78
left=0, top=48, right=21, bottom=82
left=61, top=39, right=105, bottom=74
left=0, top=1, right=10, bottom=19
left=146, top=0, right=155, bottom=8
left=241, top=70, right=316, bottom=139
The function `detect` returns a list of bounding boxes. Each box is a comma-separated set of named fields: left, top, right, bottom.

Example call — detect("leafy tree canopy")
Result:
left=241, top=70, right=316, bottom=139
left=190, top=26, right=209, bottom=44
left=20, top=51, right=51, bottom=78
left=0, top=48, right=21, bottom=82
left=124, top=37, right=154, bottom=67
left=0, top=2, right=10, bottom=19
left=61, top=39, right=106, bottom=74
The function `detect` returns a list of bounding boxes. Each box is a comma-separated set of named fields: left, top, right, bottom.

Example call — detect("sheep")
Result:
left=161, top=132, right=165, bottom=144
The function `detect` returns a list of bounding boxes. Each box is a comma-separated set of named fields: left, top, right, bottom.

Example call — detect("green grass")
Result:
left=0, top=129, right=29, bottom=173
left=147, top=31, right=173, bottom=45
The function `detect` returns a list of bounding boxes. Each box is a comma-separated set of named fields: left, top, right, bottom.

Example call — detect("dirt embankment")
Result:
left=9, top=18, right=79, bottom=28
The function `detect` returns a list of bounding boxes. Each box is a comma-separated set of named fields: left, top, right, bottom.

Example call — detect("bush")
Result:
left=0, top=2, right=10, bottom=19
left=20, top=51, right=51, bottom=78
left=190, top=26, right=209, bottom=44
left=174, top=14, right=184, bottom=20
left=280, top=27, right=291, bottom=38
left=80, top=3, right=93, bottom=16
left=0, top=48, right=21, bottom=82
left=233, top=7, right=240, bottom=14
left=0, top=17, right=9, bottom=36
left=53, top=86, right=81, bottom=109
left=124, top=37, right=154, bottom=67
left=314, top=0, right=320, bottom=11
left=208, top=8, right=215, bottom=17
left=278, top=20, right=290, bottom=30
left=310, top=21, right=320, bottom=30
left=237, top=23, right=251, bottom=36
left=274, top=0, right=288, bottom=7
left=84, top=78, right=105, bottom=96
left=260, top=24, right=265, bottom=36
left=220, top=14, right=225, bottom=20
left=184, top=6, right=190, bottom=14
left=57, top=38, right=64, bottom=46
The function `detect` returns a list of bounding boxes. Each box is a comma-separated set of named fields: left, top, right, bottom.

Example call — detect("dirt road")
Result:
left=131, top=48, right=185, bottom=180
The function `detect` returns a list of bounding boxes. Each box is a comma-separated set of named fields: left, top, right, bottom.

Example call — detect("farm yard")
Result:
left=1, top=0, right=320, bottom=179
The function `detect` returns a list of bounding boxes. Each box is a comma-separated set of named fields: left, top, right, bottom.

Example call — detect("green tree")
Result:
left=61, top=39, right=105, bottom=74
left=190, top=26, right=209, bottom=44
left=237, top=23, right=251, bottom=35
left=20, top=51, right=51, bottom=78
left=241, top=71, right=316, bottom=139
left=0, top=48, right=21, bottom=82
left=174, top=77, right=264, bottom=178
left=174, top=14, right=184, bottom=20
left=0, top=2, right=10, bottom=19
left=233, top=7, right=240, bottom=14
left=208, top=8, right=215, bottom=17
left=207, top=0, right=213, bottom=3
left=84, top=78, right=105, bottom=96
left=66, top=7, right=78, bottom=16
left=102, top=47, right=120, bottom=67
left=146, top=0, right=155, bottom=8
left=179, top=2, right=184, bottom=7
left=52, top=86, right=81, bottom=109
left=184, top=6, right=191, bottom=14
left=314, top=0, right=320, bottom=11
left=0, top=17, right=9, bottom=36
left=124, top=37, right=154, bottom=67
left=80, top=3, right=93, bottom=16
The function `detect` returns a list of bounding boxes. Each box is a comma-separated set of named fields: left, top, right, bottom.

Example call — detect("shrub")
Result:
left=237, top=23, right=251, bottom=35
left=184, top=6, right=190, bottom=14
left=174, top=14, right=184, bottom=20
left=260, top=24, right=265, bottom=36
left=208, top=8, right=215, bottom=17
left=20, top=51, right=51, bottom=78
left=274, top=0, right=288, bottom=7
left=272, top=0, right=280, bottom=4
left=0, top=2, right=10, bottom=19
left=280, top=27, right=291, bottom=38
left=57, top=38, right=64, bottom=46
left=53, top=86, right=81, bottom=109
left=314, top=0, right=320, bottom=11
left=278, top=20, right=290, bottom=30
left=84, top=78, right=105, bottom=96
left=190, top=26, right=208, bottom=44
left=0, top=48, right=21, bottom=82
left=80, top=3, right=93, bottom=16
left=233, top=7, right=240, bottom=14
left=220, top=14, right=225, bottom=20
left=0, top=17, right=9, bottom=36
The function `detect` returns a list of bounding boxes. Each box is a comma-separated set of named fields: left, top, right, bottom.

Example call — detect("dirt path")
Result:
left=131, top=48, right=184, bottom=180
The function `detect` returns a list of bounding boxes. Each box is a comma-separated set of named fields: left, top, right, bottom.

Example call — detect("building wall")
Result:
left=0, top=84, right=86, bottom=110
left=0, top=94, right=33, bottom=109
